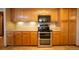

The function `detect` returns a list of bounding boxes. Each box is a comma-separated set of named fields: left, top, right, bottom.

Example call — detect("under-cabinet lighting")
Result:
left=17, top=15, right=28, bottom=19
left=30, top=22, right=36, bottom=25
left=17, top=22, right=24, bottom=25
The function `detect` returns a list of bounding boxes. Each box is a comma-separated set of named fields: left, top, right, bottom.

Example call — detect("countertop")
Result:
left=7, top=26, right=60, bottom=32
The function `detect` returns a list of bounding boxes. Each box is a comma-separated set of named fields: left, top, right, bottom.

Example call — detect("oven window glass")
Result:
left=40, top=40, right=50, bottom=45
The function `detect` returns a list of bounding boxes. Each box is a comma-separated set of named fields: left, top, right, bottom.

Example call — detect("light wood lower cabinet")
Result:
left=60, top=32, right=68, bottom=45
left=52, top=32, right=61, bottom=45
left=22, top=32, right=30, bottom=45
left=14, top=32, right=22, bottom=45
left=30, top=32, right=38, bottom=45
left=0, top=37, right=3, bottom=48
left=7, top=32, right=14, bottom=45
left=7, top=31, right=38, bottom=46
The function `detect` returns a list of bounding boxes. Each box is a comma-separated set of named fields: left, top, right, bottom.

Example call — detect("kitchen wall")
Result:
left=76, top=9, right=79, bottom=46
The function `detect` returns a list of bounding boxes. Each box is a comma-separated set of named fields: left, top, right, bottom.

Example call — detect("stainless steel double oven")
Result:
left=38, top=15, right=52, bottom=47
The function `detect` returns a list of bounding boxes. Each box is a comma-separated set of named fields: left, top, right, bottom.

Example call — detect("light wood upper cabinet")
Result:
left=11, top=8, right=37, bottom=22
left=60, top=8, right=69, bottom=21
left=14, top=32, right=22, bottom=45
left=22, top=32, right=30, bottom=45
left=51, top=9, right=59, bottom=22
left=7, top=32, right=14, bottom=45
left=10, top=8, right=61, bottom=22
left=11, top=8, right=25, bottom=22
left=30, top=32, right=38, bottom=45
left=69, top=8, right=77, bottom=21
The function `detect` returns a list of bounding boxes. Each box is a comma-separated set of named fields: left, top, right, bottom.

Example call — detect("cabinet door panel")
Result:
left=51, top=9, right=59, bottom=22
left=7, top=32, right=14, bottom=45
left=14, top=32, right=22, bottom=45
left=0, top=37, right=3, bottom=48
left=68, top=8, right=76, bottom=45
left=60, top=8, right=69, bottom=45
left=69, top=21, right=76, bottom=45
left=61, top=21, right=68, bottom=45
left=11, top=8, right=24, bottom=22
left=60, top=8, right=69, bottom=21
left=22, top=32, right=30, bottom=45
left=30, top=32, right=38, bottom=45
left=60, top=32, right=68, bottom=45
left=52, top=32, right=61, bottom=45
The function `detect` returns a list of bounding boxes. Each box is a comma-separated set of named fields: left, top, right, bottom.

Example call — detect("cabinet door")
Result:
left=7, top=32, right=14, bottom=45
left=60, top=21, right=68, bottom=45
left=0, top=37, right=3, bottom=48
left=52, top=32, right=61, bottom=45
left=60, top=8, right=69, bottom=45
left=60, top=8, right=69, bottom=21
left=11, top=8, right=24, bottom=22
left=68, top=8, right=76, bottom=45
left=22, top=32, right=30, bottom=45
left=14, top=32, right=22, bottom=45
left=51, top=9, right=59, bottom=22
left=30, top=32, right=38, bottom=45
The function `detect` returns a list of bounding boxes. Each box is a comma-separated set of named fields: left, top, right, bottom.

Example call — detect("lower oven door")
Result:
left=38, top=32, right=52, bottom=47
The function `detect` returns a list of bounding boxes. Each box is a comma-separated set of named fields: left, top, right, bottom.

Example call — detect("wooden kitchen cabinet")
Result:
left=7, top=31, right=38, bottom=46
left=0, top=37, right=3, bottom=48
left=60, top=21, right=69, bottom=45
left=11, top=8, right=24, bottom=22
left=60, top=8, right=69, bottom=45
left=14, top=32, right=22, bottom=45
left=51, top=9, right=59, bottom=22
left=52, top=31, right=61, bottom=45
left=11, top=8, right=37, bottom=22
left=7, top=32, right=14, bottom=45
left=30, top=32, right=38, bottom=45
left=68, top=21, right=76, bottom=45
left=22, top=32, right=30, bottom=45
left=60, top=8, right=69, bottom=21
left=59, top=8, right=76, bottom=45
left=68, top=8, right=76, bottom=45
